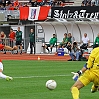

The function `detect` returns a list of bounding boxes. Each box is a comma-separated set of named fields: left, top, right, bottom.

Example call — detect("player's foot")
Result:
left=3, top=52, right=6, bottom=54
left=20, top=50, right=22, bottom=54
left=6, top=76, right=13, bottom=81
left=91, top=89, right=97, bottom=93
left=15, top=50, right=18, bottom=54
left=20, top=52, right=22, bottom=54
left=91, top=85, right=98, bottom=93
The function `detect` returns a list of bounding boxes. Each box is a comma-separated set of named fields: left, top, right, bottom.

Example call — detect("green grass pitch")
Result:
left=1, top=60, right=99, bottom=99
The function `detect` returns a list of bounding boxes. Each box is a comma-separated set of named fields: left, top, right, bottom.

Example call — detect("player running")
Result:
left=71, top=47, right=99, bottom=99
left=0, top=59, right=13, bottom=81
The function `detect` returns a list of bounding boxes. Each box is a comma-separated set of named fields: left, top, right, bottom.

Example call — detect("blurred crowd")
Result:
left=81, top=0, right=99, bottom=6
left=0, top=0, right=98, bottom=10
left=0, top=0, right=66, bottom=10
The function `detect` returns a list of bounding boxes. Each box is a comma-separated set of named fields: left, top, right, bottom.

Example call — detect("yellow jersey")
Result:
left=87, top=47, right=99, bottom=77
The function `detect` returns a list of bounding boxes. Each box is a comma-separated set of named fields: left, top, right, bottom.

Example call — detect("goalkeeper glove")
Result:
left=71, top=70, right=82, bottom=81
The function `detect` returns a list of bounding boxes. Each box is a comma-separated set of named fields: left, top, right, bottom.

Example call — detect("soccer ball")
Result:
left=46, top=80, right=57, bottom=90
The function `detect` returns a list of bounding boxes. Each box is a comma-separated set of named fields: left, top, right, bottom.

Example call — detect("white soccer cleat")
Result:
left=6, top=76, right=13, bottom=81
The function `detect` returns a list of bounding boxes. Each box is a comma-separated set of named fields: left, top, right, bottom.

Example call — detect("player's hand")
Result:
left=71, top=70, right=82, bottom=81
left=71, top=72, right=79, bottom=81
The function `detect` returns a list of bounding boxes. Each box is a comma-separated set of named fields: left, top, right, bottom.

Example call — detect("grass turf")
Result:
left=0, top=60, right=99, bottom=99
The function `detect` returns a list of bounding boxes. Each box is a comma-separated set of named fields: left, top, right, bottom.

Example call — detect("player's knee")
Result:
left=13, top=46, right=17, bottom=50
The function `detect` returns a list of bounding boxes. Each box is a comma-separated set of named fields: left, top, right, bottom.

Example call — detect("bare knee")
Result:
left=71, top=80, right=84, bottom=91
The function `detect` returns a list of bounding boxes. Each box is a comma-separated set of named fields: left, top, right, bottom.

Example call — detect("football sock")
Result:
left=71, top=87, right=79, bottom=99
left=20, top=50, right=22, bottom=54
left=16, top=50, right=18, bottom=54
left=46, top=47, right=49, bottom=51
left=50, top=48, right=52, bottom=52
left=0, top=72, right=7, bottom=79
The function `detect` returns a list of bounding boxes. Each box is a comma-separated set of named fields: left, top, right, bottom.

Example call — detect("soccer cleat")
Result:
left=91, top=89, right=97, bottom=93
left=91, top=85, right=98, bottom=93
left=6, top=76, right=13, bottom=81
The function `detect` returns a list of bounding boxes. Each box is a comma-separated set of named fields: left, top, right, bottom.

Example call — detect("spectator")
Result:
left=29, top=29, right=35, bottom=54
left=81, top=0, right=91, bottom=6
left=5, top=3, right=10, bottom=10
left=91, top=0, right=96, bottom=6
left=0, top=31, right=6, bottom=54
left=80, top=33, right=90, bottom=50
left=93, top=33, right=99, bottom=48
left=30, top=0, right=37, bottom=7
left=23, top=3, right=28, bottom=7
left=44, top=34, right=57, bottom=53
left=66, top=42, right=72, bottom=53
left=14, top=0, right=19, bottom=7
left=8, top=3, right=14, bottom=10
left=67, top=33, right=75, bottom=44
left=15, top=27, right=22, bottom=54
left=58, top=33, right=68, bottom=48
left=69, top=41, right=81, bottom=61
left=95, top=0, right=99, bottom=6
left=81, top=0, right=88, bottom=6
left=0, top=4, right=5, bottom=10
left=9, top=28, right=15, bottom=48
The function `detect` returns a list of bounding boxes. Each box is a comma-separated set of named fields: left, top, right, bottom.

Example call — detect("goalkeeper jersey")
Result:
left=87, top=47, right=99, bottom=77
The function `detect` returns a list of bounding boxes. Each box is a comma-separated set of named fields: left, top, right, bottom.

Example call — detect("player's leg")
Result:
left=19, top=45, right=23, bottom=54
left=0, top=62, right=13, bottom=81
left=91, top=84, right=98, bottom=93
left=50, top=45, right=53, bottom=53
left=76, top=51, right=80, bottom=61
left=71, top=80, right=84, bottom=99
left=30, top=42, right=33, bottom=54
left=69, top=52, right=75, bottom=61
left=45, top=44, right=50, bottom=53
left=71, top=70, right=91, bottom=99
left=91, top=76, right=99, bottom=93
left=4, top=46, right=13, bottom=50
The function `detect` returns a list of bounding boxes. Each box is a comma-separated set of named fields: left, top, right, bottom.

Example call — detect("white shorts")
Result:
left=0, top=62, right=3, bottom=71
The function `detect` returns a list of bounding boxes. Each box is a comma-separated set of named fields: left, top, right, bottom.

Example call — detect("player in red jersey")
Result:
left=0, top=43, right=17, bottom=51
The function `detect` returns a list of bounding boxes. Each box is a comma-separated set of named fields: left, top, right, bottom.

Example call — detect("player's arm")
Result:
left=71, top=63, right=87, bottom=81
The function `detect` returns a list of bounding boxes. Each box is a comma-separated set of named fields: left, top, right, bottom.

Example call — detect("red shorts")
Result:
left=0, top=44, right=4, bottom=50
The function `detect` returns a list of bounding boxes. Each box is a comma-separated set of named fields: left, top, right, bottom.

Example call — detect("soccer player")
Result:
left=71, top=46, right=99, bottom=99
left=0, top=59, right=13, bottom=81
left=0, top=43, right=17, bottom=51
left=15, top=27, right=23, bottom=54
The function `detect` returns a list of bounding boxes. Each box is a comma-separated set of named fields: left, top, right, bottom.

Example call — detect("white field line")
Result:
left=13, top=74, right=71, bottom=79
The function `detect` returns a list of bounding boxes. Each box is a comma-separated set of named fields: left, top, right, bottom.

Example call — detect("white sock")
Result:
left=0, top=72, right=7, bottom=79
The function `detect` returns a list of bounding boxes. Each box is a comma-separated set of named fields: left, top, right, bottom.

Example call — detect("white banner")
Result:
left=28, top=7, right=40, bottom=21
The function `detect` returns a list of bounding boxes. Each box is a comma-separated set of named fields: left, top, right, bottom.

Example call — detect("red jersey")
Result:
left=9, top=32, right=15, bottom=41
left=8, top=7, right=14, bottom=10
left=14, top=1, right=19, bottom=7
left=0, top=44, right=4, bottom=50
